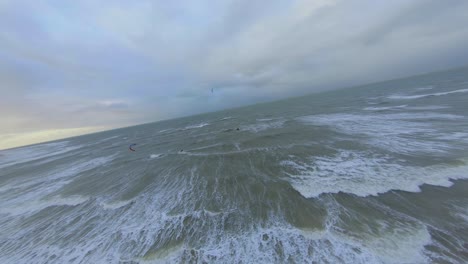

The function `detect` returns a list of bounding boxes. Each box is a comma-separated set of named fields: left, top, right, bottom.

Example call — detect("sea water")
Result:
left=1, top=67, right=468, bottom=263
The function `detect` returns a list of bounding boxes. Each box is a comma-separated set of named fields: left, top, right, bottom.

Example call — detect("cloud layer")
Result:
left=1, top=0, right=468, bottom=148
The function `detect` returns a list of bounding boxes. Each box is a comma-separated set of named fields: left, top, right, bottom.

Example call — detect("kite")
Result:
left=129, top=144, right=137, bottom=151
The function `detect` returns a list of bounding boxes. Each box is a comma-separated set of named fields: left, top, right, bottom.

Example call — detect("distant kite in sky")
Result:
left=129, top=144, right=137, bottom=151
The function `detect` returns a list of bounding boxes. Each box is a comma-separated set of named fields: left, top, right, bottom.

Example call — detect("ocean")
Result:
left=1, top=67, right=468, bottom=263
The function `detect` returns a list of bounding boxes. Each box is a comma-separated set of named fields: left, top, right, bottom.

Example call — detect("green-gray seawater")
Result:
left=1, top=67, right=468, bottom=263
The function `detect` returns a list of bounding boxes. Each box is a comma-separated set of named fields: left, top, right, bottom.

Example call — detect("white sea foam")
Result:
left=324, top=200, right=433, bottom=264
left=0, top=155, right=116, bottom=216
left=149, top=154, right=163, bottom=159
left=0, top=141, right=82, bottom=169
left=167, top=226, right=380, bottom=263
left=0, top=155, right=115, bottom=195
left=451, top=204, right=468, bottom=222
left=415, top=86, right=434, bottom=90
left=388, top=88, right=468, bottom=100
left=180, top=146, right=275, bottom=157
left=0, top=158, right=445, bottom=263
left=405, top=105, right=450, bottom=110
left=363, top=105, right=407, bottom=111
left=281, top=150, right=468, bottom=198
left=243, top=120, right=285, bottom=133
left=151, top=222, right=433, bottom=264
left=437, top=132, right=468, bottom=143
left=233, top=142, right=241, bottom=150
left=158, top=128, right=175, bottom=133
left=100, top=199, right=134, bottom=210
left=184, top=122, right=209, bottom=129
left=0, top=195, right=90, bottom=216
left=0, top=196, right=437, bottom=264
left=299, top=112, right=464, bottom=154
left=94, top=135, right=120, bottom=144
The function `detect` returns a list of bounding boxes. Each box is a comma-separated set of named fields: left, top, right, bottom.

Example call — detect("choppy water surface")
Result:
left=1, top=67, right=468, bottom=263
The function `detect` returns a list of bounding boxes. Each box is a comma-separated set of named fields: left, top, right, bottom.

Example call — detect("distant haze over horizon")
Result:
left=2, top=0, right=468, bottom=150
left=2, top=65, right=467, bottom=150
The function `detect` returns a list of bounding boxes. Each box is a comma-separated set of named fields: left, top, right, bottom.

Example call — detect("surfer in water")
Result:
left=223, top=128, right=241, bottom=133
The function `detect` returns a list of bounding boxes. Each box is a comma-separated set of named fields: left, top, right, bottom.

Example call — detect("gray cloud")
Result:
left=195, top=0, right=468, bottom=95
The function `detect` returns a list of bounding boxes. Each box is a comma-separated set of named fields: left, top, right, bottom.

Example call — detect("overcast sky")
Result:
left=1, top=0, right=468, bottom=149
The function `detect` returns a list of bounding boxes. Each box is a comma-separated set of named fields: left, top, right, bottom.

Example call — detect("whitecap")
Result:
left=0, top=141, right=83, bottom=169
left=405, top=105, right=450, bottom=110
left=100, top=199, right=134, bottom=210
left=0, top=155, right=117, bottom=216
left=0, top=195, right=90, bottom=216
left=243, top=120, right=285, bottom=133
left=388, top=88, right=468, bottom=100
left=281, top=150, right=468, bottom=198
left=363, top=105, right=407, bottom=111
left=415, top=86, right=433, bottom=90
left=184, top=122, right=209, bottom=130
left=149, top=154, right=163, bottom=159
left=298, top=112, right=464, bottom=154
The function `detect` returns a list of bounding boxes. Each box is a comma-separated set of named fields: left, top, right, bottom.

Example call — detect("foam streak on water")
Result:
left=1, top=67, right=468, bottom=263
